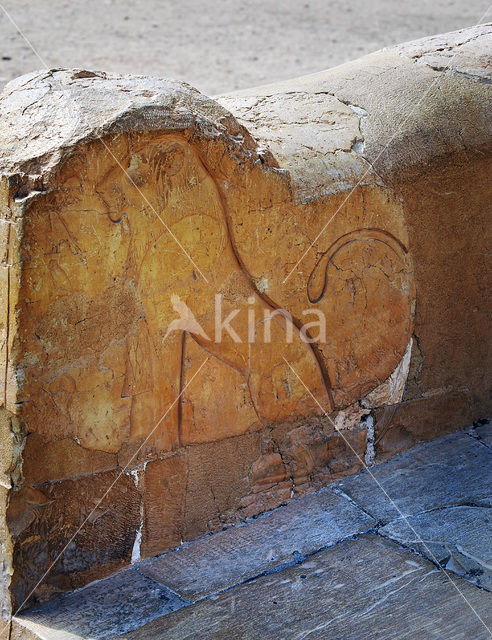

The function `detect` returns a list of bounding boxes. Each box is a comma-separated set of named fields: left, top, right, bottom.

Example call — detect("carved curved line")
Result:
left=94, top=186, right=126, bottom=223
left=107, top=211, right=125, bottom=223
left=307, top=228, right=409, bottom=304
left=193, top=147, right=336, bottom=413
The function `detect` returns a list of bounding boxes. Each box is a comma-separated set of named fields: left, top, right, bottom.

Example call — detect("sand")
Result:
left=0, top=0, right=489, bottom=95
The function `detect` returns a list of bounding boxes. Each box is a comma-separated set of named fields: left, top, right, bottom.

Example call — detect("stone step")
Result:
left=12, top=422, right=492, bottom=639
left=117, top=535, right=492, bottom=640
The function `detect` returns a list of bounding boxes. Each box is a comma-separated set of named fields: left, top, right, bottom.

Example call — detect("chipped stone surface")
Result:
left=371, top=420, right=492, bottom=591
left=338, top=429, right=492, bottom=524
left=218, top=90, right=377, bottom=202
left=219, top=25, right=491, bottom=179
left=141, top=455, right=187, bottom=558
left=0, top=410, right=22, bottom=633
left=7, top=471, right=142, bottom=609
left=118, top=536, right=492, bottom=640
left=12, top=567, right=187, bottom=640
left=397, top=23, right=492, bottom=81
left=373, top=389, right=473, bottom=460
left=183, top=432, right=262, bottom=541
left=139, top=485, right=375, bottom=601
left=243, top=420, right=367, bottom=514
left=0, top=485, right=12, bottom=638
left=362, top=339, right=412, bottom=409
left=22, top=435, right=117, bottom=486
left=380, top=506, right=492, bottom=589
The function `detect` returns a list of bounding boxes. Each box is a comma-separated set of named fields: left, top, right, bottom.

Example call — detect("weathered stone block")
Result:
left=119, top=536, right=492, bottom=640
left=380, top=505, right=492, bottom=589
left=184, top=432, right=262, bottom=540
left=7, top=471, right=141, bottom=610
left=393, top=151, right=492, bottom=420
left=140, top=485, right=375, bottom=602
left=141, top=455, right=187, bottom=558
left=11, top=566, right=187, bottom=640
left=22, top=435, right=117, bottom=486
left=0, top=24, right=489, bottom=617
left=338, top=430, right=492, bottom=524
left=10, top=426, right=492, bottom=638
left=374, top=389, right=473, bottom=460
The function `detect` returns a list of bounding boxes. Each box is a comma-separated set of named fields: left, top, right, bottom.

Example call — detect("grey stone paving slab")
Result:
left=139, top=485, right=375, bottom=601
left=14, top=567, right=188, bottom=640
left=337, top=430, right=492, bottom=524
left=380, top=505, right=492, bottom=589
left=472, top=420, right=492, bottom=449
left=118, top=535, right=492, bottom=640
left=14, top=426, right=492, bottom=639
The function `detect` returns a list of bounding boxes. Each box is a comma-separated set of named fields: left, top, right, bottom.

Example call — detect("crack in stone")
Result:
left=375, top=530, right=492, bottom=594
left=331, top=486, right=379, bottom=523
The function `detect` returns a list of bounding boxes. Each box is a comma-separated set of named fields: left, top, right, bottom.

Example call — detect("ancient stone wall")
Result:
left=0, top=24, right=489, bottom=625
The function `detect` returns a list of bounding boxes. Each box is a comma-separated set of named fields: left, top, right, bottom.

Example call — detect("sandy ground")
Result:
left=0, top=1, right=490, bottom=95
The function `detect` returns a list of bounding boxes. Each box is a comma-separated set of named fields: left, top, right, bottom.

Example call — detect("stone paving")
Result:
left=12, top=421, right=492, bottom=639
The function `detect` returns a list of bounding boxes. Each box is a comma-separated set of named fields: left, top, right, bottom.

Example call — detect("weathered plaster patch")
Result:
left=397, top=24, right=492, bottom=83
left=129, top=465, right=146, bottom=564
left=362, top=339, right=413, bottom=409
left=364, top=414, right=376, bottom=466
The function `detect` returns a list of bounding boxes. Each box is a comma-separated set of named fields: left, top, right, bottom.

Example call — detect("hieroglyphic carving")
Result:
left=15, top=129, right=413, bottom=461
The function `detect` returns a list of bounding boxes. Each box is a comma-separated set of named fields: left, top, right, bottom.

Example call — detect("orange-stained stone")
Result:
left=141, top=455, right=186, bottom=558
left=184, top=432, right=262, bottom=540
left=7, top=471, right=141, bottom=610
left=374, top=390, right=473, bottom=462
left=179, top=337, right=262, bottom=446
left=22, top=434, right=117, bottom=486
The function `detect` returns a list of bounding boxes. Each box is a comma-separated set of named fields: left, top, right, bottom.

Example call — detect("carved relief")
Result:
left=17, top=130, right=413, bottom=459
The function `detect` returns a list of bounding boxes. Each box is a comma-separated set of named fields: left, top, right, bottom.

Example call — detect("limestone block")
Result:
left=0, top=24, right=489, bottom=613
left=373, top=389, right=473, bottom=460
left=141, top=455, right=187, bottom=558
left=338, top=430, right=492, bottom=525
left=7, top=471, right=141, bottom=609
left=139, top=484, right=375, bottom=603
left=380, top=505, right=492, bottom=589
left=11, top=567, right=187, bottom=640
left=183, top=432, right=262, bottom=542
left=22, top=435, right=117, bottom=486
